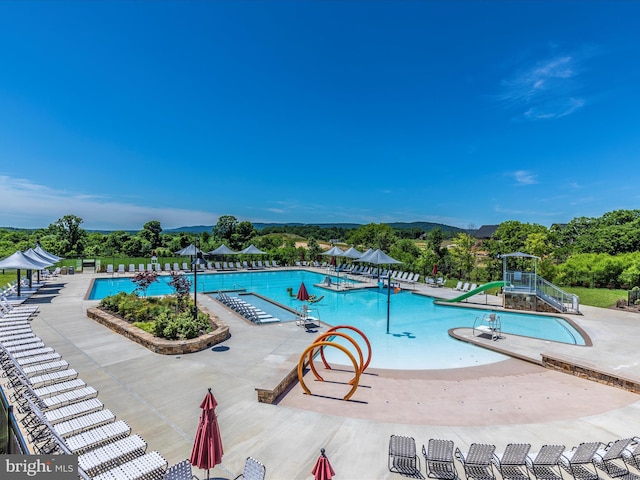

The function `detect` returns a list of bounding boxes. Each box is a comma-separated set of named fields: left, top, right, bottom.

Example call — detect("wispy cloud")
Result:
left=0, top=175, right=219, bottom=230
left=510, top=170, right=538, bottom=186
left=498, top=50, right=588, bottom=120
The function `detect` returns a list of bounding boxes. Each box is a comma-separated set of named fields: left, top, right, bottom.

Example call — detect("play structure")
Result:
left=297, top=326, right=371, bottom=401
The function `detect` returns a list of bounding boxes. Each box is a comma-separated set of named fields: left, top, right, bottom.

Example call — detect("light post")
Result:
left=191, top=238, right=206, bottom=319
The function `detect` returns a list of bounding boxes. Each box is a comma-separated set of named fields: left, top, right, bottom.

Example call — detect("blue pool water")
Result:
left=90, top=270, right=585, bottom=370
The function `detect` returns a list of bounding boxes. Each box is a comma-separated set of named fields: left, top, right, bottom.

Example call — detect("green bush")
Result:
left=100, top=292, right=209, bottom=340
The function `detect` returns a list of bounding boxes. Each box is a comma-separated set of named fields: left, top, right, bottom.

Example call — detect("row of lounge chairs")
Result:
left=389, top=435, right=640, bottom=480
left=216, top=292, right=281, bottom=324
left=454, top=281, right=478, bottom=293
left=107, top=260, right=281, bottom=275
left=214, top=260, right=279, bottom=270
left=0, top=284, right=170, bottom=479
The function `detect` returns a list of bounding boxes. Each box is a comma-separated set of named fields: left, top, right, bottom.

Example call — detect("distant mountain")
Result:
left=164, top=221, right=464, bottom=234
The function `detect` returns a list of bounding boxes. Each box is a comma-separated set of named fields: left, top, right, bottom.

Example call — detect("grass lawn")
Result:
left=562, top=286, right=627, bottom=309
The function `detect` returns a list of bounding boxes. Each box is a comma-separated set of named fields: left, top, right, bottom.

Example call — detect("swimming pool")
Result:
left=89, top=270, right=585, bottom=369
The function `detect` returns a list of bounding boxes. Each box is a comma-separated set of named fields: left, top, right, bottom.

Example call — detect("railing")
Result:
left=504, top=271, right=580, bottom=313
left=1, top=386, right=29, bottom=454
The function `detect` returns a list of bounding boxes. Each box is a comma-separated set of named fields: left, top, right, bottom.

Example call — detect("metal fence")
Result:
left=0, top=385, right=28, bottom=454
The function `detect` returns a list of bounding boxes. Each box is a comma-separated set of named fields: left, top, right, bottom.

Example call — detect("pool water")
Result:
left=90, top=270, right=585, bottom=370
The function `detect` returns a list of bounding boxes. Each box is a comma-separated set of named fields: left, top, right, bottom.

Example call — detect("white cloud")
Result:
left=498, top=51, right=587, bottom=120
left=511, top=170, right=538, bottom=186
left=0, top=175, right=219, bottom=230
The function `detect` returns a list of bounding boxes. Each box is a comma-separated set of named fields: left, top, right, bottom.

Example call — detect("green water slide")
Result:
left=443, top=281, right=506, bottom=303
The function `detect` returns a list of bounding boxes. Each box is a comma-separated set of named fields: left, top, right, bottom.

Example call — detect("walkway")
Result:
left=18, top=272, right=640, bottom=479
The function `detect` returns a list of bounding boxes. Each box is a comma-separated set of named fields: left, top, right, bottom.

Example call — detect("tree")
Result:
left=234, top=221, right=256, bottom=249
left=168, top=271, right=191, bottom=312
left=450, top=233, right=475, bottom=279
left=49, top=214, right=87, bottom=256
left=132, top=271, right=158, bottom=297
left=306, top=237, right=322, bottom=262
left=140, top=221, right=163, bottom=249
left=213, top=215, right=238, bottom=243
left=346, top=223, right=397, bottom=251
left=104, top=231, right=131, bottom=255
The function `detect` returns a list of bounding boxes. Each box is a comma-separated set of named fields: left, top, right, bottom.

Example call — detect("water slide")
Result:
left=443, top=281, right=506, bottom=303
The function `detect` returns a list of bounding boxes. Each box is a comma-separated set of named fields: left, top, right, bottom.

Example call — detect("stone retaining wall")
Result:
left=86, top=307, right=230, bottom=355
left=503, top=292, right=559, bottom=313
left=542, top=354, right=640, bottom=394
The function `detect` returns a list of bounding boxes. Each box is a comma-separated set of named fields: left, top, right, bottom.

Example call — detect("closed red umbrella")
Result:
left=297, top=282, right=310, bottom=301
left=432, top=264, right=438, bottom=276
left=190, top=388, right=223, bottom=479
left=312, top=448, right=335, bottom=480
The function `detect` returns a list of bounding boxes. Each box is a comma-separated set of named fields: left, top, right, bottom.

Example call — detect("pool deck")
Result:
left=9, top=269, right=640, bottom=479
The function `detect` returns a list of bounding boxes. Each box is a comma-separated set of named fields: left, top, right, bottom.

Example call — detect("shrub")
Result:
left=100, top=292, right=209, bottom=340
left=616, top=299, right=627, bottom=308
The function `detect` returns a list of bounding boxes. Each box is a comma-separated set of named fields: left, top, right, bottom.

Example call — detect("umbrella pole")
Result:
left=386, top=273, right=391, bottom=334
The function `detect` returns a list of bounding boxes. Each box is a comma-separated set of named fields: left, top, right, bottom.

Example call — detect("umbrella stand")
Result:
left=387, top=272, right=391, bottom=334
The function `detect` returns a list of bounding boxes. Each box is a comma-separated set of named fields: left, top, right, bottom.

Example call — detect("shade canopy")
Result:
left=190, top=388, right=223, bottom=479
left=321, top=246, right=345, bottom=257
left=176, top=244, right=202, bottom=256
left=34, top=244, right=63, bottom=262
left=500, top=252, right=540, bottom=259
left=24, top=248, right=55, bottom=267
left=208, top=244, right=238, bottom=255
left=357, top=248, right=401, bottom=265
left=0, top=250, right=51, bottom=270
left=240, top=244, right=266, bottom=255
left=341, top=247, right=362, bottom=259
left=296, top=282, right=310, bottom=301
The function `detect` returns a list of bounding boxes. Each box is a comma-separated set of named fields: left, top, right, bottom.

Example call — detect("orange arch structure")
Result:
left=321, top=325, right=372, bottom=372
left=297, top=341, right=360, bottom=401
left=308, top=331, right=364, bottom=384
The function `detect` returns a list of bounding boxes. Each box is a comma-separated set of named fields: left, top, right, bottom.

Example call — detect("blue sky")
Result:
left=1, top=1, right=639, bottom=231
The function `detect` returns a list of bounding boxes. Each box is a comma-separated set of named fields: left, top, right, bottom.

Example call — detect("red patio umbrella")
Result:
left=432, top=264, right=438, bottom=276
left=312, top=448, right=335, bottom=480
left=190, top=388, right=223, bottom=479
left=297, top=282, right=310, bottom=301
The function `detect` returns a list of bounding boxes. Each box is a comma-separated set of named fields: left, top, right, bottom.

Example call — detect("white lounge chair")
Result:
left=164, top=263, right=171, bottom=272
left=54, top=409, right=116, bottom=438
left=78, top=434, right=147, bottom=476
left=454, top=281, right=463, bottom=291
left=78, top=435, right=148, bottom=479
left=33, top=378, right=87, bottom=398
left=64, top=420, right=132, bottom=454
left=117, top=264, right=125, bottom=274
left=129, top=264, right=136, bottom=273
left=92, top=450, right=168, bottom=480
left=138, top=264, right=145, bottom=273
left=44, top=398, right=105, bottom=425
left=106, top=265, right=114, bottom=274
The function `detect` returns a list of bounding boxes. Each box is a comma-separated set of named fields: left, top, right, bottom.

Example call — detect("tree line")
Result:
left=2, top=209, right=640, bottom=289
